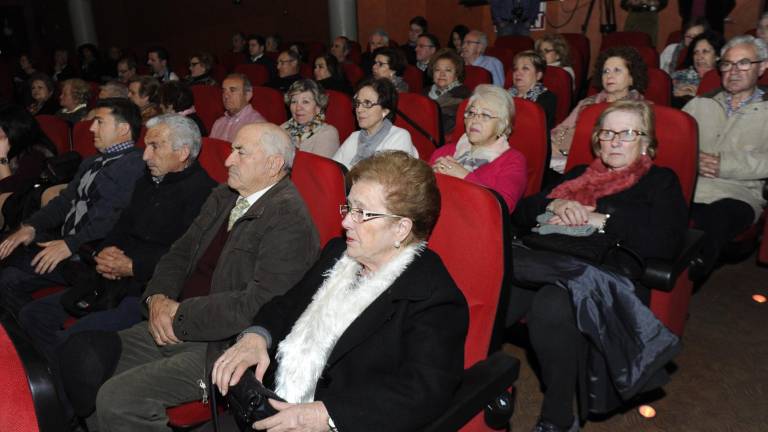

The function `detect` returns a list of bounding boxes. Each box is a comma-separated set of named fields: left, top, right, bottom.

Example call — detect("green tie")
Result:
left=228, top=197, right=251, bottom=231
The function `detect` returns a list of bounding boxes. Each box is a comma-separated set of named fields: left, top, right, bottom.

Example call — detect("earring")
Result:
left=394, top=240, right=401, bottom=249
left=641, top=150, right=647, bottom=155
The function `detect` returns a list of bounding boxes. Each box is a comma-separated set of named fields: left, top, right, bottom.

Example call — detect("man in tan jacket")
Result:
left=683, top=35, right=768, bottom=279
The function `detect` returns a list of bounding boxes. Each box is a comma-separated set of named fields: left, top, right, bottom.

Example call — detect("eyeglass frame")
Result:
left=463, top=108, right=499, bottom=122
left=339, top=204, right=403, bottom=223
left=718, top=58, right=764, bottom=72
left=597, top=128, right=647, bottom=143
left=352, top=99, right=381, bottom=109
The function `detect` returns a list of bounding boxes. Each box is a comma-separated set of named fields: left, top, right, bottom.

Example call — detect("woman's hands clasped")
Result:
left=212, top=333, right=270, bottom=396
left=546, top=199, right=596, bottom=226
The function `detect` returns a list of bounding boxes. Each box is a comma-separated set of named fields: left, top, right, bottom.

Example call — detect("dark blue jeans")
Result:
left=0, top=245, right=68, bottom=318
left=19, top=292, right=142, bottom=364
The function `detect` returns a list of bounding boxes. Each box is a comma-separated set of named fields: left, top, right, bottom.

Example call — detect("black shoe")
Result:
left=531, top=417, right=579, bottom=432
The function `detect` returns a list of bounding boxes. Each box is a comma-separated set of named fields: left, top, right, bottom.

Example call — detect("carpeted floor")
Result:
left=503, top=253, right=768, bottom=432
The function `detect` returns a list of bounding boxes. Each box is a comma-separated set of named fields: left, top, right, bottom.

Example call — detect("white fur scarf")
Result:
left=274, top=242, right=426, bottom=403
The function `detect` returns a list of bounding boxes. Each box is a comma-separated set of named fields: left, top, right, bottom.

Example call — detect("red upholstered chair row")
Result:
left=402, top=64, right=424, bottom=94
left=324, top=89, right=355, bottom=143
left=562, top=32, right=590, bottom=88
left=494, top=35, right=534, bottom=54
left=192, top=84, right=288, bottom=129
left=463, top=65, right=493, bottom=92
left=291, top=151, right=347, bottom=248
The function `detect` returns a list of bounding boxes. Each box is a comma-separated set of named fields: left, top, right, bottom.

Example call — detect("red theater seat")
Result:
left=191, top=85, right=224, bottom=134
left=325, top=90, right=355, bottom=143
left=198, top=137, right=231, bottom=183
left=292, top=151, right=347, bottom=247
left=72, top=120, right=97, bottom=158
left=463, top=65, right=492, bottom=92
left=36, top=115, right=71, bottom=154
left=234, top=64, right=270, bottom=87
left=394, top=92, right=440, bottom=160
left=251, top=86, right=287, bottom=125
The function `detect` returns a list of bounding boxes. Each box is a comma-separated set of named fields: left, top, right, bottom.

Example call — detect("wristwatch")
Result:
left=328, top=416, right=338, bottom=432
left=0, top=157, right=9, bottom=165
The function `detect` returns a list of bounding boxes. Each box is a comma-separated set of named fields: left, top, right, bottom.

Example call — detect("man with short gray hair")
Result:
left=92, top=122, right=320, bottom=430
left=684, top=35, right=768, bottom=280
left=362, top=28, right=390, bottom=76
left=461, top=30, right=505, bottom=86
left=18, top=114, right=217, bottom=369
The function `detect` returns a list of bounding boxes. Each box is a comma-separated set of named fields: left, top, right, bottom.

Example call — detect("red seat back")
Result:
left=600, top=31, right=653, bottom=50
left=87, top=81, right=100, bottom=107
left=452, top=98, right=546, bottom=197
left=211, top=63, right=228, bottom=84
left=234, top=64, right=270, bottom=87
left=325, top=90, right=355, bottom=143
left=493, top=35, right=534, bottom=53
left=485, top=46, right=516, bottom=74
left=341, top=62, right=364, bottom=87
left=348, top=41, right=363, bottom=65
left=292, top=151, right=347, bottom=248
left=219, top=52, right=245, bottom=73
left=191, top=85, right=224, bottom=134
left=463, top=65, right=492, bottom=92
left=198, top=137, right=231, bottom=183
left=402, top=65, right=424, bottom=94
left=634, top=46, right=660, bottom=69
left=697, top=69, right=721, bottom=95
left=542, top=66, right=573, bottom=125
left=665, top=30, right=682, bottom=47
left=394, top=92, right=440, bottom=160
left=251, top=86, right=287, bottom=124
left=36, top=115, right=70, bottom=154
left=0, top=324, right=44, bottom=432
left=300, top=63, right=313, bottom=79
left=72, top=120, right=97, bottom=157
left=430, top=174, right=509, bottom=366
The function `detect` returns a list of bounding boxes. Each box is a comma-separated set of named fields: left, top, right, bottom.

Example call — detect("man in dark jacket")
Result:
left=18, top=114, right=217, bottom=364
left=0, top=98, right=145, bottom=317
left=94, top=123, right=320, bottom=431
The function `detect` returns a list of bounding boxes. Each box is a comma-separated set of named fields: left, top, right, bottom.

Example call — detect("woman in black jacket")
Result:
left=508, top=100, right=687, bottom=432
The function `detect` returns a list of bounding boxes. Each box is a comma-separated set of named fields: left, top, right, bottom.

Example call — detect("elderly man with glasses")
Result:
left=683, top=35, right=768, bottom=281
left=460, top=30, right=505, bottom=86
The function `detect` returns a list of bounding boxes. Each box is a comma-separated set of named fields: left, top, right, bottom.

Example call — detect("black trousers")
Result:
left=507, top=284, right=585, bottom=429
left=690, top=198, right=755, bottom=277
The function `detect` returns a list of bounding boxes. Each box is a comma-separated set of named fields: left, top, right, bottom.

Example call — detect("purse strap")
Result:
left=210, top=374, right=220, bottom=432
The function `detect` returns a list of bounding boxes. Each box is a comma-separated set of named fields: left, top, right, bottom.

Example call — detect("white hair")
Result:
left=259, top=127, right=295, bottom=170
left=146, top=114, right=202, bottom=159
left=721, top=35, right=768, bottom=61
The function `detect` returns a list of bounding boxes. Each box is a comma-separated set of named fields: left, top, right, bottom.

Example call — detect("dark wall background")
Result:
left=91, top=0, right=330, bottom=69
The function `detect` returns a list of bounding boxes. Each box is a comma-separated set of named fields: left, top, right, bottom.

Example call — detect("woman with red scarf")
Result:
left=507, top=100, right=687, bottom=432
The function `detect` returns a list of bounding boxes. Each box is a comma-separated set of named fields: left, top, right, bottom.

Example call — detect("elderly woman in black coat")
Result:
left=508, top=100, right=687, bottom=432
left=211, top=151, right=468, bottom=432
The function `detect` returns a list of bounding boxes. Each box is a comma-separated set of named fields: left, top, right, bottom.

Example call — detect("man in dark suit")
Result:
left=93, top=123, right=320, bottom=430
left=246, top=34, right=277, bottom=80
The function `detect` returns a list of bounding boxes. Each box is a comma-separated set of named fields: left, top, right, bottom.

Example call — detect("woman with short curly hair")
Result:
left=549, top=46, right=648, bottom=175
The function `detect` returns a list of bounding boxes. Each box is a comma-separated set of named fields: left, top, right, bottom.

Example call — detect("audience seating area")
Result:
left=7, top=19, right=768, bottom=431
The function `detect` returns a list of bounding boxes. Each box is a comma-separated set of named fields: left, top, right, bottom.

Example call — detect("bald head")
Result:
left=225, top=123, right=294, bottom=196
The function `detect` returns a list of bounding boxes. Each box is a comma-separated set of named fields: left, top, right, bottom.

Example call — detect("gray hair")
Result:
left=721, top=35, right=768, bottom=61
left=468, top=30, right=488, bottom=51
left=467, top=84, right=515, bottom=137
left=101, top=80, right=129, bottom=98
left=759, top=11, right=768, bottom=24
left=224, top=73, right=252, bottom=92
left=146, top=114, right=202, bottom=160
left=284, top=79, right=329, bottom=112
left=259, top=127, right=295, bottom=170
left=370, top=28, right=389, bottom=43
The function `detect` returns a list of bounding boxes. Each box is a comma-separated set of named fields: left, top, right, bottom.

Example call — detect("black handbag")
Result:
left=521, top=232, right=646, bottom=280
left=226, top=370, right=285, bottom=432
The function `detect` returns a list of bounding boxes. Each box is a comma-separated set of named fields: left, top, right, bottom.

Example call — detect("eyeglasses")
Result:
left=373, top=60, right=390, bottom=67
left=352, top=99, right=380, bottom=109
left=464, top=109, right=499, bottom=122
left=718, top=58, right=763, bottom=72
left=597, top=129, right=647, bottom=142
left=278, top=59, right=297, bottom=65
left=540, top=48, right=556, bottom=54
left=339, top=204, right=402, bottom=223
